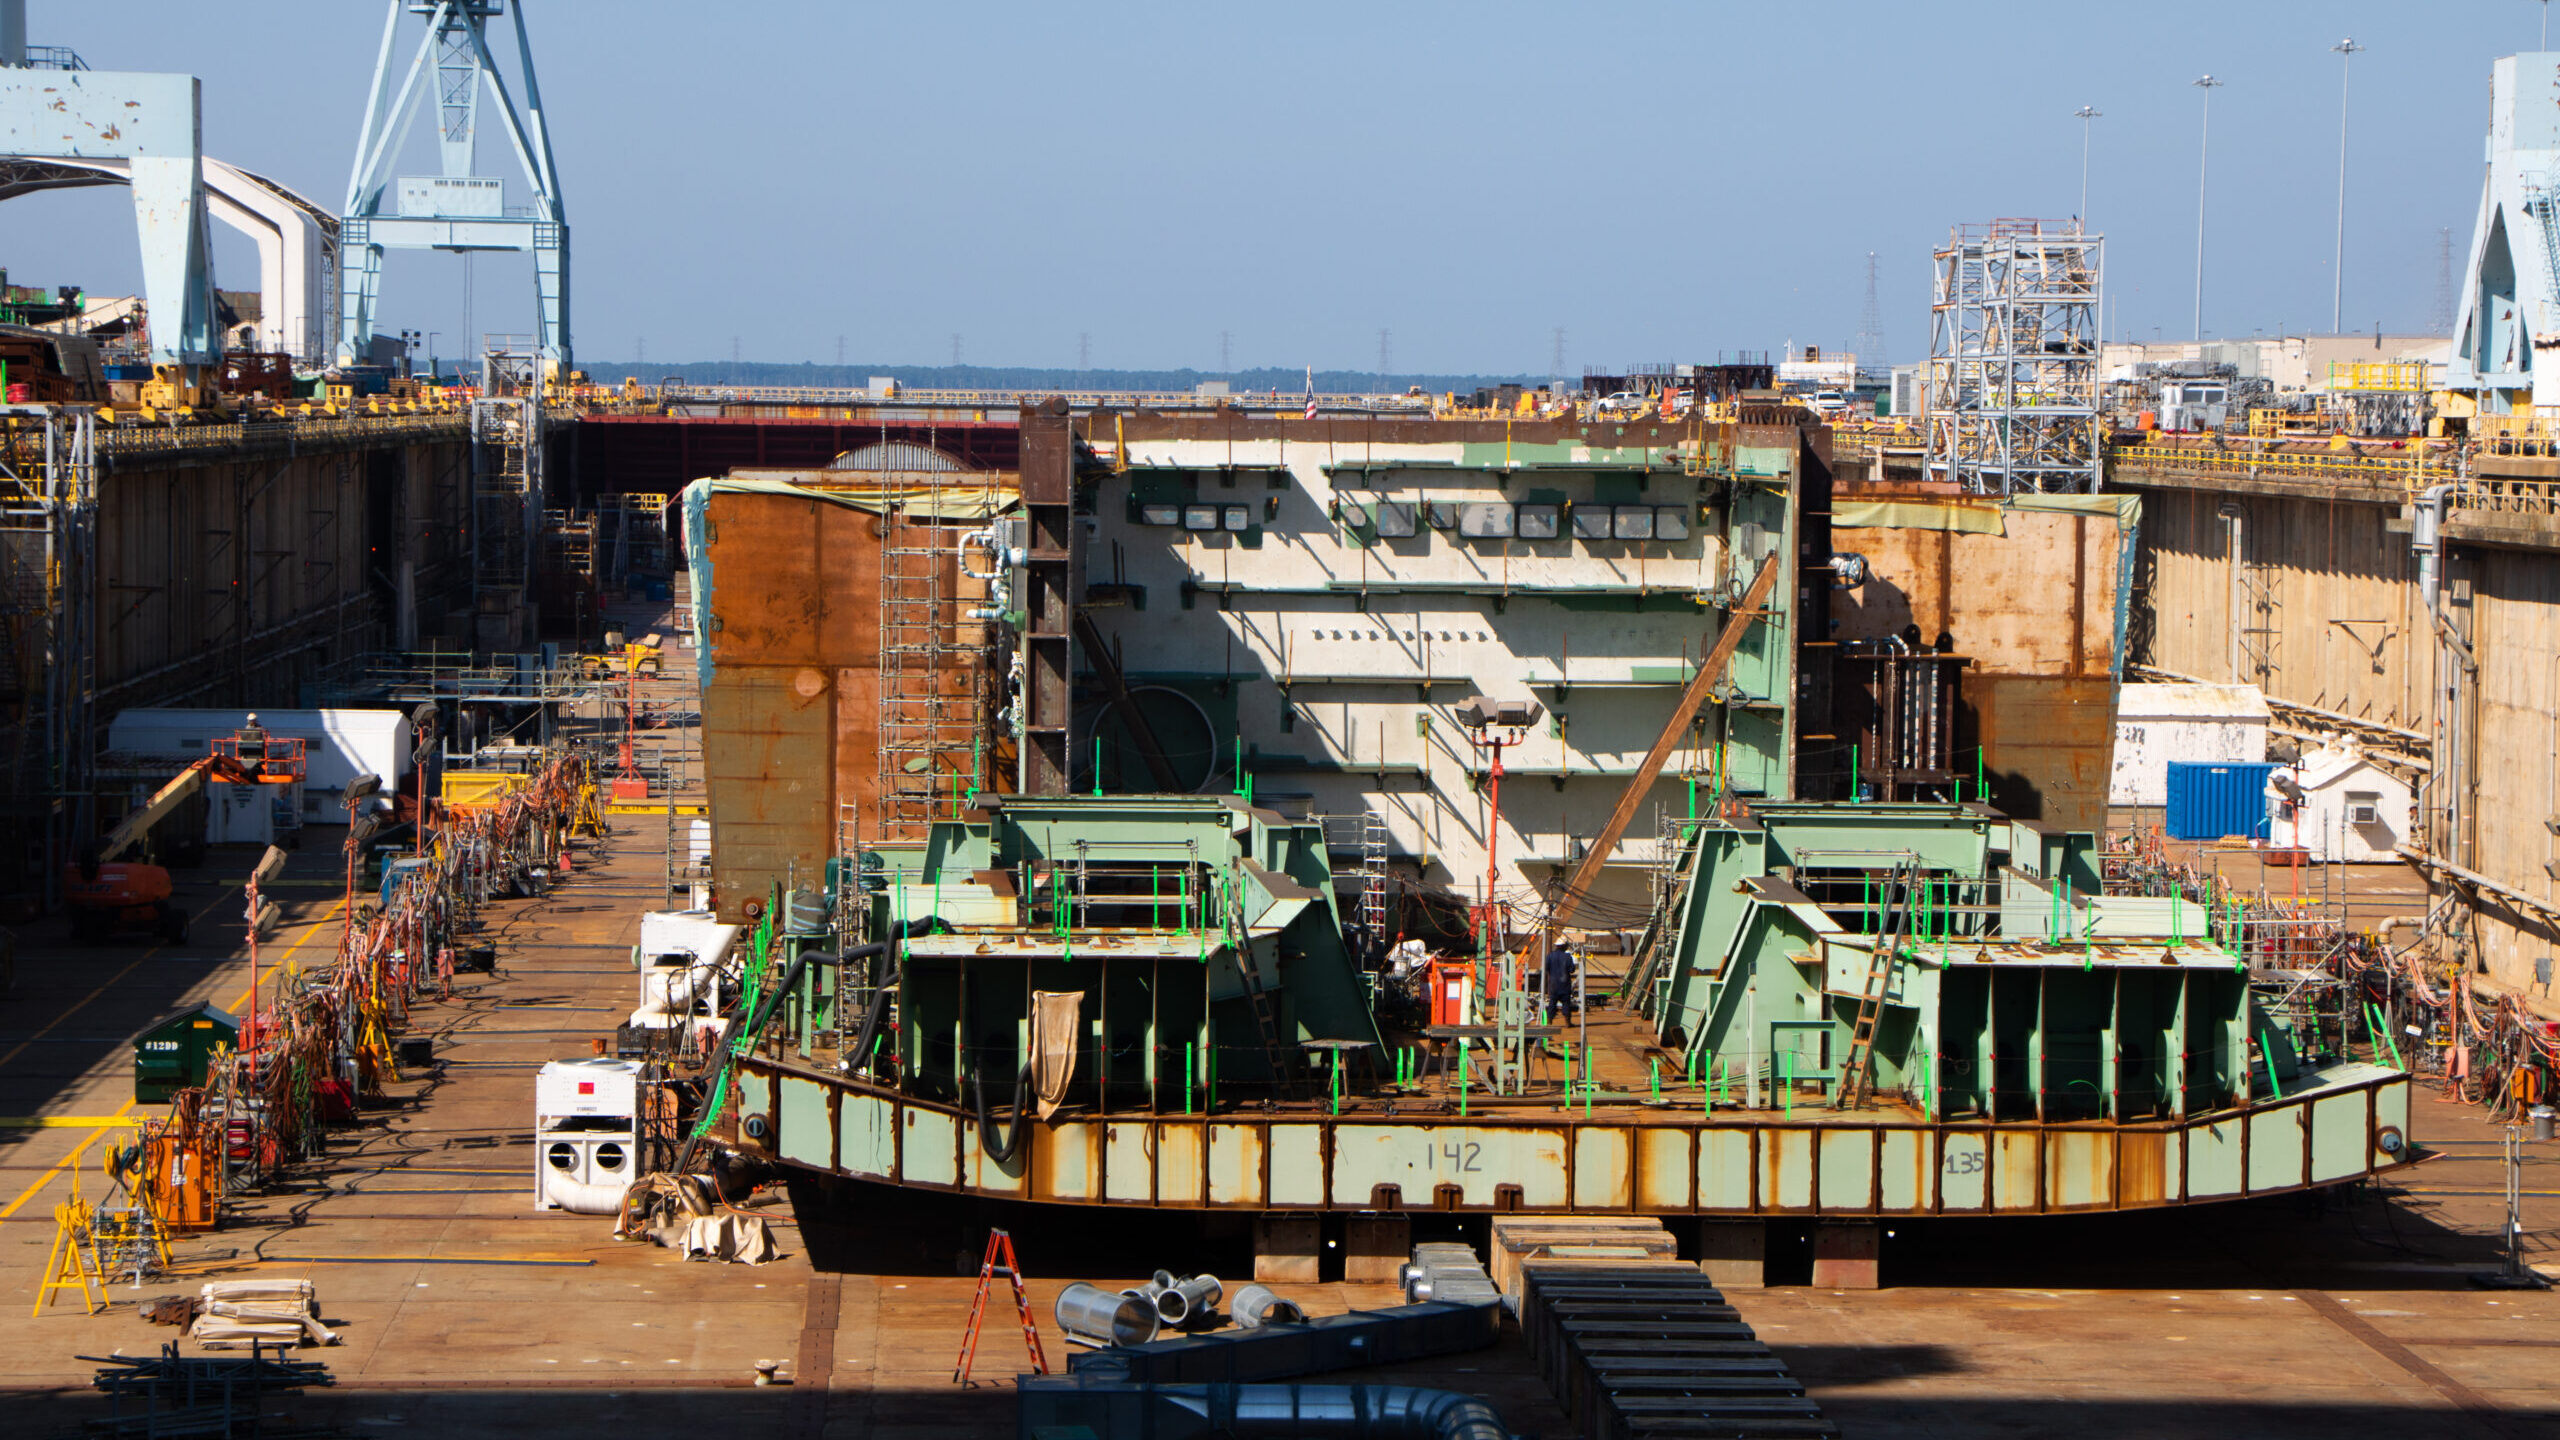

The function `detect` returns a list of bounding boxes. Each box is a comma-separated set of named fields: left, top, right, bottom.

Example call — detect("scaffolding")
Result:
left=469, top=344, right=545, bottom=650
left=597, top=492, right=672, bottom=583
left=0, top=407, right=97, bottom=907
left=875, top=499, right=997, bottom=841
left=1926, top=220, right=2103, bottom=494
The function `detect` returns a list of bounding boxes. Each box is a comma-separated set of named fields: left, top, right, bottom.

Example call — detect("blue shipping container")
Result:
left=2163, top=760, right=2277, bottom=841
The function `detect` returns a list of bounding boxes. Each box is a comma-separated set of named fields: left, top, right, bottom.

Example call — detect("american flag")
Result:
left=1303, top=366, right=1317, bottom=419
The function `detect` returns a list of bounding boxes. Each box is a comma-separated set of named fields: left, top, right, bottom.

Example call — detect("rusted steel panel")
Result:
left=1836, top=496, right=2126, bottom=831
left=1938, top=1129, right=1990, bottom=1211
left=1699, top=1128, right=1753, bottom=1211
left=702, top=666, right=833, bottom=918
left=2046, top=1128, right=2115, bottom=1210
left=1208, top=1123, right=1264, bottom=1206
left=1571, top=1126, right=1634, bottom=1210
left=1104, top=1123, right=1151, bottom=1202
left=1970, top=674, right=2117, bottom=832
left=1760, top=1129, right=1814, bottom=1211
left=1816, top=1129, right=1875, bottom=1211
left=1878, top=1127, right=1930, bottom=1212
left=2117, top=1129, right=2174, bottom=1206
left=1158, top=1124, right=1204, bottom=1203
left=2246, top=1105, right=2307, bottom=1193
left=1633, top=1128, right=1694, bottom=1212
left=1269, top=1124, right=1325, bottom=1205
left=738, top=1065, right=2417, bottom=1217
left=906, top=1106, right=958, bottom=1187
left=1990, top=1129, right=2041, bottom=1211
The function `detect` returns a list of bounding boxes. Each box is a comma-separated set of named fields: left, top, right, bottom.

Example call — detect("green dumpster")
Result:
left=135, top=1002, right=239, bottom=1103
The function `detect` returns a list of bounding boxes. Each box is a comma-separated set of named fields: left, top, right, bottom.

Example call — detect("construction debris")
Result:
left=186, top=1279, right=337, bottom=1350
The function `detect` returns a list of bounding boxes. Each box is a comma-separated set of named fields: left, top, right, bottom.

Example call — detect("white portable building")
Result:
left=2110, top=683, right=2272, bottom=807
left=2267, top=736, right=2413, bottom=863
left=106, top=708, right=413, bottom=821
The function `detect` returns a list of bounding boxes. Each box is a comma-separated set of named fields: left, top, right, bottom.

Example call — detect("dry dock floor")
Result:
left=0, top=828, right=2549, bottom=1436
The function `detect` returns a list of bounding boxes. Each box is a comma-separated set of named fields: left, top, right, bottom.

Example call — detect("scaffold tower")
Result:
left=0, top=407, right=97, bottom=906
left=1925, top=220, right=2103, bottom=494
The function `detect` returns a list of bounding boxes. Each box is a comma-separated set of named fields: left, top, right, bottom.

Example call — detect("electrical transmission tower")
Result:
left=1926, top=220, right=2103, bottom=495
left=1855, top=252, right=1884, bottom=367
left=339, top=0, right=568, bottom=372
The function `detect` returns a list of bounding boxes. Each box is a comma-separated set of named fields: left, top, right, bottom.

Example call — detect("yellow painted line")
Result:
left=0, top=1097, right=134, bottom=1221
left=606, top=803, right=706, bottom=815
left=0, top=1117, right=144, bottom=1128
left=0, top=897, right=342, bottom=1225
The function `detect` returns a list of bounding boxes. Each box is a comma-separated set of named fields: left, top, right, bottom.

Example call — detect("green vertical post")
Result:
left=1849, top=744, right=1860, bottom=802
left=1459, top=1049, right=1470, bottom=1118
left=1184, top=1041, right=1195, bottom=1113
left=1651, top=1056, right=1661, bottom=1100
left=1781, top=1048, right=1793, bottom=1116
left=1093, top=735, right=1104, bottom=797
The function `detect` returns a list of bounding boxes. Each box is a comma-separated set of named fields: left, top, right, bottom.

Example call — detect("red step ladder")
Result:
left=952, top=1227, right=1049, bottom=1386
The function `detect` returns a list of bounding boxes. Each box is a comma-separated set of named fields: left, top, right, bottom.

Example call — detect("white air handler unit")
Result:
left=534, top=1058, right=640, bottom=1214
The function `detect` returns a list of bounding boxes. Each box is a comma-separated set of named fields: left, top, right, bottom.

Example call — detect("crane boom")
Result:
left=96, top=758, right=219, bottom=862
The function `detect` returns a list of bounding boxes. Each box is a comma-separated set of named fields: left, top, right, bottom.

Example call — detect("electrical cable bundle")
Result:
left=204, top=748, right=597, bottom=1191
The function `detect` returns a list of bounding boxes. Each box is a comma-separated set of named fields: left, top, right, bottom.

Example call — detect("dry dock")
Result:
left=0, top=808, right=2550, bottom=1435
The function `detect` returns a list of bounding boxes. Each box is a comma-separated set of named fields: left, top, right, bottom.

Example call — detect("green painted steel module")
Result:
left=134, top=1002, right=239, bottom=1102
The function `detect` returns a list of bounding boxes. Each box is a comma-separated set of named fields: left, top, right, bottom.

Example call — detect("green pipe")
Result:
left=1093, top=735, right=1104, bottom=797
left=1781, top=1049, right=1793, bottom=1116
left=1849, top=744, right=1860, bottom=802
left=1459, top=1049, right=1470, bottom=1118
left=1650, top=1057, right=1661, bottom=1100
left=1185, top=1041, right=1195, bottom=1113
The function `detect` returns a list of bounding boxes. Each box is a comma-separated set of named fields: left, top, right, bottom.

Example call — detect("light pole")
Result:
left=2192, top=75, right=2223, bottom=343
left=2074, top=105, right=2102, bottom=229
left=2332, top=39, right=2364, bottom=333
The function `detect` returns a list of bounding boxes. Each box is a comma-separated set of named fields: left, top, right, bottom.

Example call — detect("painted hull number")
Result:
left=1429, top=1141, right=1482, bottom=1173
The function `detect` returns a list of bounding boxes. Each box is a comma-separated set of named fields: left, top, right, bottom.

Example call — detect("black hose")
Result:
left=839, top=942, right=900, bottom=1078
left=974, top=1058, right=1033, bottom=1165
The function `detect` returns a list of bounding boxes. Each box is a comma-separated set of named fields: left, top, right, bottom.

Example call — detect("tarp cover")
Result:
left=1031, top=989, right=1084, bottom=1120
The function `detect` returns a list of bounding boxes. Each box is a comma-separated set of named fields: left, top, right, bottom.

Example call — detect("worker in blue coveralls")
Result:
left=1543, top=939, right=1578, bottom=1022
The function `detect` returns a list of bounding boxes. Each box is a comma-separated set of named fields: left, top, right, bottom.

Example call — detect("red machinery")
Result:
left=67, top=729, right=307, bottom=944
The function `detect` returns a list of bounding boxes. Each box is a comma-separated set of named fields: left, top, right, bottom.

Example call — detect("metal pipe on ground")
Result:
left=1230, top=1284, right=1306, bottom=1329
left=1161, top=1273, right=1222, bottom=1327
left=1058, top=1282, right=1161, bottom=1347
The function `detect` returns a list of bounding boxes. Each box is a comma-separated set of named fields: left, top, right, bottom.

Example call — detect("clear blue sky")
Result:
left=3, top=1, right=2549, bottom=373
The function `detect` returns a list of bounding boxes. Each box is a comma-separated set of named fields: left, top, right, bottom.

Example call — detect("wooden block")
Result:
left=1697, top=1219, right=1767, bottom=1290
left=1808, top=1220, right=1879, bottom=1290
left=1342, top=1212, right=1409, bottom=1283
left=1253, top=1214, right=1321, bottom=1284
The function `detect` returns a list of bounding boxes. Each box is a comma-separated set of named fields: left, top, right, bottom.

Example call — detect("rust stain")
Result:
left=2046, top=1128, right=2114, bottom=1209
left=1992, top=1129, right=2041, bottom=1211
left=2119, top=1131, right=2168, bottom=1206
